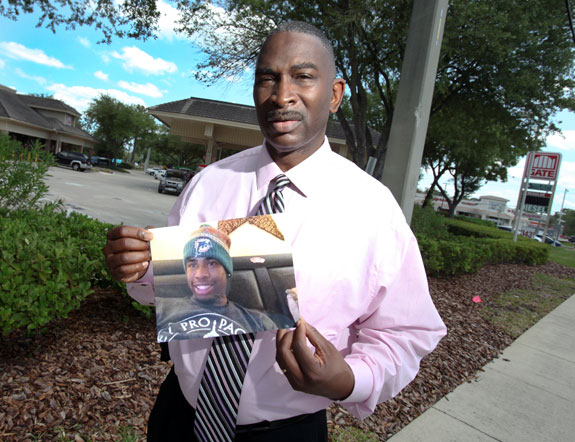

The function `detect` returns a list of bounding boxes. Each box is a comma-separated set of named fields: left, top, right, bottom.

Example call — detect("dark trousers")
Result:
left=147, top=367, right=328, bottom=442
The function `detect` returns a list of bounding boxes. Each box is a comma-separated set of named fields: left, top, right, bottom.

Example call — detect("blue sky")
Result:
left=1, top=2, right=573, bottom=214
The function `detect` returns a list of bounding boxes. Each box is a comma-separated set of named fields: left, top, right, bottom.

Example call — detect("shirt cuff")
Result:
left=339, top=357, right=373, bottom=405
left=126, top=264, right=155, bottom=306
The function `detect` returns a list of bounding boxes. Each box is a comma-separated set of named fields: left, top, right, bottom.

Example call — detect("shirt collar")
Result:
left=256, top=137, right=334, bottom=198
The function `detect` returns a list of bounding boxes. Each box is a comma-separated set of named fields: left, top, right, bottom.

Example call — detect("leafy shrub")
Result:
left=411, top=205, right=451, bottom=239
left=0, top=134, right=54, bottom=210
left=0, top=205, right=121, bottom=336
left=412, top=208, right=548, bottom=276
left=453, top=215, right=497, bottom=228
left=417, top=234, right=548, bottom=277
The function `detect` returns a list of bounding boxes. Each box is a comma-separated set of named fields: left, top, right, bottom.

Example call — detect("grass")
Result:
left=482, top=272, right=575, bottom=338
left=548, top=244, right=575, bottom=268
left=331, top=426, right=380, bottom=442
left=29, top=425, right=142, bottom=441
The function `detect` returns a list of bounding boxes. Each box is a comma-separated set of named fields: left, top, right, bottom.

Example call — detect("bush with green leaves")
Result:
left=411, top=205, right=451, bottom=240
left=0, top=204, right=122, bottom=336
left=417, top=235, right=548, bottom=276
left=411, top=206, right=548, bottom=276
left=0, top=133, right=54, bottom=210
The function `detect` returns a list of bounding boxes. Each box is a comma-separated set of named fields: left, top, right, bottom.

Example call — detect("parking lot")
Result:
left=43, top=166, right=177, bottom=227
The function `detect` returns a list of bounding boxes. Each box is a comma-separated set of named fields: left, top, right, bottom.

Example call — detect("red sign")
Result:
left=529, top=152, right=561, bottom=179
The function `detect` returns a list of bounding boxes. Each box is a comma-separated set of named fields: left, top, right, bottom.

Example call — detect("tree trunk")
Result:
left=422, top=183, right=436, bottom=208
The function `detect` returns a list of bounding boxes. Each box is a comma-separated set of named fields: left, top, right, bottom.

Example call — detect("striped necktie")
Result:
left=193, top=174, right=290, bottom=442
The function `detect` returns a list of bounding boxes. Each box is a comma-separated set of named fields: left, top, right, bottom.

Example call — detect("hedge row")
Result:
left=416, top=217, right=548, bottom=276
left=417, top=235, right=548, bottom=276
left=0, top=205, right=122, bottom=336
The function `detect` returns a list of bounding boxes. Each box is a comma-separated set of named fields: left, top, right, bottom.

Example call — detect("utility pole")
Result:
left=382, top=0, right=448, bottom=223
left=555, top=188, right=569, bottom=242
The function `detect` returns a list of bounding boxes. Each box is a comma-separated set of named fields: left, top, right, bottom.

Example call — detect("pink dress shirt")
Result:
left=128, top=139, right=446, bottom=423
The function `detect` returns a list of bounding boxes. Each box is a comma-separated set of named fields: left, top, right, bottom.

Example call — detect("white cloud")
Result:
left=111, top=46, right=177, bottom=75
left=0, top=58, right=5, bottom=69
left=45, top=83, right=146, bottom=112
left=15, top=68, right=47, bottom=85
left=78, top=37, right=90, bottom=48
left=157, top=0, right=183, bottom=41
left=117, top=80, right=164, bottom=97
left=546, top=130, right=575, bottom=152
left=558, top=161, right=575, bottom=189
left=0, top=42, right=72, bottom=69
left=94, top=70, right=109, bottom=81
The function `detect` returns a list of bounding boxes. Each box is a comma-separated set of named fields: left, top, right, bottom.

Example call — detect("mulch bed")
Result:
left=1, top=262, right=574, bottom=441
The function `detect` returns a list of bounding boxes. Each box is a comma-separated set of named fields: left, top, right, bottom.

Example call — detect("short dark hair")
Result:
left=260, top=21, right=336, bottom=74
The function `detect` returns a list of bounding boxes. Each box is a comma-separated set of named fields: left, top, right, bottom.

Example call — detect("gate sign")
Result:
left=529, top=152, right=562, bottom=179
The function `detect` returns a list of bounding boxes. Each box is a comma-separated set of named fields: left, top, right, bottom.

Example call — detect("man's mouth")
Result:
left=193, top=284, right=214, bottom=296
left=266, top=111, right=303, bottom=133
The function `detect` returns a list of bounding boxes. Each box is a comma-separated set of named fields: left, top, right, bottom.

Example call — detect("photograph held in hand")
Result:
left=151, top=215, right=300, bottom=342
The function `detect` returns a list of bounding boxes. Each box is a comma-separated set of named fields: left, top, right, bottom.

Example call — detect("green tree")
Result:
left=422, top=0, right=574, bottom=212
left=563, top=209, right=575, bottom=236
left=150, top=131, right=204, bottom=168
left=82, top=95, right=158, bottom=162
left=130, top=105, right=160, bottom=164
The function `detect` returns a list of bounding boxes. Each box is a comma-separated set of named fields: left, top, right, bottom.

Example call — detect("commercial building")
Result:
left=0, top=84, right=96, bottom=153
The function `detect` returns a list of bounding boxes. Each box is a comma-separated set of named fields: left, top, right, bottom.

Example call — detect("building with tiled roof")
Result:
left=0, top=84, right=96, bottom=153
left=148, top=97, right=354, bottom=164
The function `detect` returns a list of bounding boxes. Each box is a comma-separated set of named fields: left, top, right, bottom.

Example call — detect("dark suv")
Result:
left=158, top=169, right=191, bottom=195
left=55, top=151, right=92, bottom=171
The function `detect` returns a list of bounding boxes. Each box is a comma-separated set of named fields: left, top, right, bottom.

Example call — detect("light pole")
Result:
left=555, top=188, right=569, bottom=242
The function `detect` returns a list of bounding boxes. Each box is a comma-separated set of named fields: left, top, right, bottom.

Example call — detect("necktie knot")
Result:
left=257, top=174, right=290, bottom=215
left=272, top=174, right=290, bottom=192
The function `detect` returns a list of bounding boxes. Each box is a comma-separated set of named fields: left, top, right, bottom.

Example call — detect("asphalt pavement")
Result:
left=43, top=166, right=175, bottom=227
left=388, top=293, right=575, bottom=442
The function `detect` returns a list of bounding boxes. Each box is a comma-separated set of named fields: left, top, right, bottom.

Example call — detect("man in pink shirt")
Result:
left=104, top=21, right=446, bottom=442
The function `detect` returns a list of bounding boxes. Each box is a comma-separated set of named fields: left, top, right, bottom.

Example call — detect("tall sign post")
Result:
left=512, top=152, right=562, bottom=242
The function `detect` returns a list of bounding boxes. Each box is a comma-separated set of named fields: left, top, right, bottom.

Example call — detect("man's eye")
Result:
left=256, top=76, right=274, bottom=85
left=296, top=73, right=314, bottom=81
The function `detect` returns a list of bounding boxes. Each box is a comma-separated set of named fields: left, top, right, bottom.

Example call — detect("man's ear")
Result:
left=330, top=78, right=346, bottom=113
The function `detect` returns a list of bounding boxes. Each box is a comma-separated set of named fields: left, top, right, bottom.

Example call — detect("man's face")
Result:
left=185, top=257, right=228, bottom=306
left=253, top=31, right=345, bottom=169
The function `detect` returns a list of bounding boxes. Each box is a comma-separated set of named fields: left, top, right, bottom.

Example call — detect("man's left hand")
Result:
left=276, top=319, right=355, bottom=401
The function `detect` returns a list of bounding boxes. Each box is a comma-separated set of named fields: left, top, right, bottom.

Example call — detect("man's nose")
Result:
left=271, top=75, right=296, bottom=107
left=194, top=262, right=209, bottom=279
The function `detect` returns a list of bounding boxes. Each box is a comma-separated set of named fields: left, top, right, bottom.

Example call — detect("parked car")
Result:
left=158, top=169, right=189, bottom=195
left=146, top=166, right=163, bottom=176
left=153, top=169, right=167, bottom=180
left=534, top=234, right=562, bottom=247
left=54, top=151, right=92, bottom=171
left=91, top=156, right=111, bottom=166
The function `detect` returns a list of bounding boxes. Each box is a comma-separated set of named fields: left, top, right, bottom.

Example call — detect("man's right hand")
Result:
left=103, top=226, right=154, bottom=283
